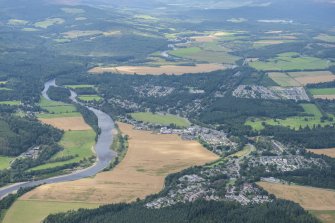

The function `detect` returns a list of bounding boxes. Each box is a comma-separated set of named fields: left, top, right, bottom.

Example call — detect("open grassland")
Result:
left=3, top=200, right=98, bottom=223
left=288, top=71, right=335, bottom=85
left=253, top=40, right=292, bottom=48
left=7, top=19, right=28, bottom=26
left=89, top=64, right=226, bottom=75
left=0, top=156, right=14, bottom=170
left=30, top=130, right=95, bottom=171
left=0, top=88, right=12, bottom=91
left=78, top=95, right=102, bottom=102
left=64, top=84, right=95, bottom=89
left=307, top=148, right=335, bottom=158
left=268, top=72, right=301, bottom=87
left=310, top=88, right=335, bottom=95
left=314, top=34, right=335, bottom=43
left=15, top=123, right=218, bottom=223
left=249, top=52, right=331, bottom=71
left=0, top=101, right=20, bottom=105
left=62, top=30, right=121, bottom=39
left=38, top=97, right=80, bottom=118
left=169, top=47, right=202, bottom=57
left=39, top=116, right=91, bottom=131
left=34, top=18, right=65, bottom=28
left=246, top=103, right=335, bottom=131
left=258, top=182, right=335, bottom=210
left=131, top=112, right=190, bottom=128
left=310, top=210, right=335, bottom=223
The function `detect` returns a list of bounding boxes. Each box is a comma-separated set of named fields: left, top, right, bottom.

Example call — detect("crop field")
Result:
left=169, top=47, right=202, bottom=57
left=34, top=18, right=65, bottom=28
left=39, top=116, right=91, bottom=131
left=0, top=101, right=21, bottom=105
left=246, top=103, right=335, bottom=131
left=89, top=64, right=226, bottom=75
left=14, top=123, right=218, bottom=222
left=288, top=71, right=335, bottom=85
left=310, top=210, right=335, bottom=223
left=30, top=130, right=95, bottom=171
left=310, top=88, right=335, bottom=100
left=7, top=19, right=28, bottom=26
left=3, top=200, right=98, bottom=223
left=268, top=72, right=301, bottom=86
left=307, top=148, right=335, bottom=158
left=0, top=156, right=14, bottom=170
left=249, top=52, right=331, bottom=71
left=258, top=182, right=335, bottom=210
left=78, top=95, right=102, bottom=102
left=131, top=112, right=190, bottom=127
left=314, top=34, right=335, bottom=43
left=253, top=40, right=290, bottom=48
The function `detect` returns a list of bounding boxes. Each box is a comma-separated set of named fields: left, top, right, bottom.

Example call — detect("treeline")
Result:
left=43, top=199, right=318, bottom=223
left=75, top=105, right=100, bottom=135
left=0, top=115, right=63, bottom=156
left=261, top=125, right=335, bottom=148
left=47, top=86, right=71, bottom=103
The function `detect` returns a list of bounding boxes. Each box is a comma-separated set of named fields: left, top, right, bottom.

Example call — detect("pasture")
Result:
left=310, top=210, right=335, bottom=223
left=30, top=130, right=95, bottom=171
left=310, top=88, right=335, bottom=100
left=39, top=116, right=91, bottom=131
left=13, top=123, right=218, bottom=222
left=268, top=72, right=301, bottom=87
left=288, top=71, right=335, bottom=85
left=64, top=84, right=95, bottom=89
left=7, top=19, right=28, bottom=26
left=131, top=112, right=190, bottom=127
left=314, top=34, right=335, bottom=43
left=246, top=103, right=335, bottom=131
left=258, top=181, right=335, bottom=210
left=0, top=101, right=21, bottom=105
left=249, top=52, right=331, bottom=71
left=89, top=64, right=226, bottom=75
left=307, top=148, right=335, bottom=158
left=78, top=95, right=102, bottom=102
left=169, top=47, right=202, bottom=57
left=0, top=156, right=14, bottom=170
left=38, top=97, right=79, bottom=117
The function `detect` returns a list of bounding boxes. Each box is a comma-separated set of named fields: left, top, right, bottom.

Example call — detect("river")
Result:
left=0, top=79, right=116, bottom=198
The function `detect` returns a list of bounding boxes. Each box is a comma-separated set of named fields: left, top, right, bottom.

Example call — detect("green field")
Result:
left=131, top=112, right=190, bottom=128
left=0, top=88, right=12, bottom=91
left=314, top=34, right=335, bottom=43
left=0, top=81, right=8, bottom=84
left=249, top=52, right=331, bottom=71
left=0, top=156, right=14, bottom=170
left=78, top=95, right=102, bottom=102
left=34, top=18, right=65, bottom=28
left=310, top=88, right=335, bottom=95
left=246, top=103, right=335, bottom=131
left=310, top=210, right=335, bottom=223
left=30, top=130, right=96, bottom=171
left=268, top=72, right=301, bottom=87
left=0, top=101, right=21, bottom=105
left=64, top=84, right=95, bottom=89
left=38, top=97, right=79, bottom=117
left=3, top=200, right=98, bottom=223
left=169, top=47, right=201, bottom=57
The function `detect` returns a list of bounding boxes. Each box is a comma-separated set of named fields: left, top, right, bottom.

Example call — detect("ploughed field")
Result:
left=3, top=123, right=218, bottom=223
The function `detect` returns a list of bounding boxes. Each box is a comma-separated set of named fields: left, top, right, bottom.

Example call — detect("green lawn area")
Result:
left=3, top=200, right=98, bottom=223
left=0, top=156, right=14, bottom=170
left=30, top=130, right=96, bottom=171
left=38, top=97, right=79, bottom=118
left=268, top=72, right=301, bottom=87
left=169, top=47, right=201, bottom=57
left=246, top=103, right=335, bottom=131
left=131, top=112, right=190, bottom=128
left=310, top=88, right=335, bottom=95
left=78, top=95, right=102, bottom=102
left=249, top=52, right=331, bottom=71
left=64, top=84, right=95, bottom=89
left=0, top=101, right=21, bottom=105
left=310, top=210, right=335, bottom=223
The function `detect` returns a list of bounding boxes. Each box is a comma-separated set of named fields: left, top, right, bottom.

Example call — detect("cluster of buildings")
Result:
left=133, top=85, right=175, bottom=97
left=233, top=85, right=310, bottom=101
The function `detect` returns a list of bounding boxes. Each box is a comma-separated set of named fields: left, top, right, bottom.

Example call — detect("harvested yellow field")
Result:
left=307, top=148, right=335, bottom=158
left=288, top=71, right=335, bottom=85
left=21, top=122, right=219, bottom=204
left=258, top=182, right=335, bottom=210
left=39, top=116, right=91, bottom=131
left=89, top=64, right=226, bottom=75
left=313, top=95, right=335, bottom=100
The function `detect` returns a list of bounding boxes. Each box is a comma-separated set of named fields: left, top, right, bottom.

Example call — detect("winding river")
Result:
left=0, top=79, right=116, bottom=198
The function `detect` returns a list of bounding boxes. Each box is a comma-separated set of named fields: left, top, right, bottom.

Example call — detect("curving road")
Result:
left=0, top=79, right=116, bottom=198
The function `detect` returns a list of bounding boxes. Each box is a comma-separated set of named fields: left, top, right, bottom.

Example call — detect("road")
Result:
left=0, top=79, right=116, bottom=198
